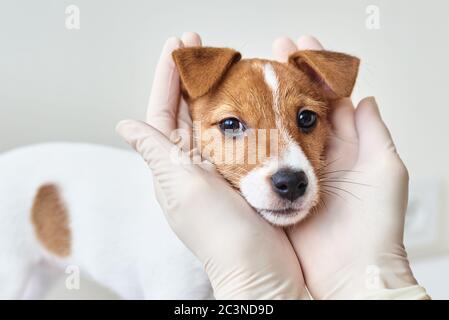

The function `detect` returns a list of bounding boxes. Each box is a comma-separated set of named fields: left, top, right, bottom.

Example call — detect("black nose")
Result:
left=271, top=169, right=308, bottom=201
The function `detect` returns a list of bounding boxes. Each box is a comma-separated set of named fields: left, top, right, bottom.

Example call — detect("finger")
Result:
left=177, top=33, right=196, bottom=132
left=116, top=119, right=192, bottom=174
left=355, top=97, right=396, bottom=160
left=176, top=32, right=201, bottom=150
left=146, top=37, right=183, bottom=135
left=296, top=35, right=324, bottom=50
left=181, top=31, right=202, bottom=47
left=272, top=37, right=297, bottom=62
left=329, top=98, right=358, bottom=142
left=176, top=101, right=193, bottom=151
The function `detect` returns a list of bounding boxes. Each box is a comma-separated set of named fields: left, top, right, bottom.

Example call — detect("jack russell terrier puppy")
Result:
left=0, top=47, right=359, bottom=299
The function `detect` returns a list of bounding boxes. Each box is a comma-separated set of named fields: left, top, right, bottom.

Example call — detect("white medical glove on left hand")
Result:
left=117, top=120, right=308, bottom=300
left=116, top=33, right=308, bottom=300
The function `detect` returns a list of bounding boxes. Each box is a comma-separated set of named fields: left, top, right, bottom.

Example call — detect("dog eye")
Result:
left=297, top=109, right=317, bottom=133
left=219, top=117, right=246, bottom=137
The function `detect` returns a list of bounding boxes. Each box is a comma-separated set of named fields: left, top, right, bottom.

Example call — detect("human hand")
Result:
left=117, top=33, right=308, bottom=299
left=273, top=36, right=427, bottom=299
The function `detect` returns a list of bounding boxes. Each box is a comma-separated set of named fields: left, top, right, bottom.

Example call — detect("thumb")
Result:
left=329, top=98, right=358, bottom=142
left=355, top=97, right=397, bottom=161
left=116, top=119, right=191, bottom=173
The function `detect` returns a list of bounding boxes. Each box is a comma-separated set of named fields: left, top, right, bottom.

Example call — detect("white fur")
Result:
left=239, top=64, right=319, bottom=226
left=0, top=143, right=212, bottom=299
left=240, top=142, right=318, bottom=226
left=263, top=63, right=279, bottom=94
left=264, top=63, right=291, bottom=143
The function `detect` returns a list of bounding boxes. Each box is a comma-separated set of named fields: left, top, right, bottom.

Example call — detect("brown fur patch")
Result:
left=172, top=47, right=241, bottom=99
left=31, top=184, right=71, bottom=257
left=289, top=50, right=360, bottom=98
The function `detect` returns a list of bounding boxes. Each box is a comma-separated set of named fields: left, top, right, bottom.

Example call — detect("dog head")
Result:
left=172, top=47, right=359, bottom=226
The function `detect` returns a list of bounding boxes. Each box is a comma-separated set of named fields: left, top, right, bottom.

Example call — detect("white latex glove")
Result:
left=272, top=36, right=429, bottom=299
left=116, top=33, right=308, bottom=300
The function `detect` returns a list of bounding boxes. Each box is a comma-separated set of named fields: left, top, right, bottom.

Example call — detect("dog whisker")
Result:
left=320, top=188, right=346, bottom=201
left=316, top=157, right=342, bottom=173
left=321, top=184, right=361, bottom=201
left=319, top=179, right=373, bottom=187
left=316, top=196, right=328, bottom=212
left=317, top=169, right=362, bottom=179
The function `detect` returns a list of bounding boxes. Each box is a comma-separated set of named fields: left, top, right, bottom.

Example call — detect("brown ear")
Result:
left=288, top=50, right=360, bottom=98
left=172, top=47, right=241, bottom=99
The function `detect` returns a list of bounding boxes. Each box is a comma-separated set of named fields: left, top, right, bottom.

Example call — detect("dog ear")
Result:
left=172, top=47, right=241, bottom=99
left=288, top=50, right=360, bottom=99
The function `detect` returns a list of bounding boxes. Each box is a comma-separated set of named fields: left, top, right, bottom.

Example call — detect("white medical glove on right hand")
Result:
left=289, top=97, right=425, bottom=299
left=116, top=120, right=308, bottom=300
left=273, top=36, right=429, bottom=299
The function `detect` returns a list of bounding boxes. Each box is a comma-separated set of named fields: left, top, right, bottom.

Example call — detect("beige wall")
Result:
left=1, top=0, right=448, bottom=299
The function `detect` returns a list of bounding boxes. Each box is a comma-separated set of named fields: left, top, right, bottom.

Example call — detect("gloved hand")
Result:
left=272, top=36, right=429, bottom=299
left=117, top=33, right=308, bottom=300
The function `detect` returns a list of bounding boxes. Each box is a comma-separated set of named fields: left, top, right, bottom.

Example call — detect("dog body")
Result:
left=0, top=47, right=359, bottom=299
left=0, top=143, right=212, bottom=299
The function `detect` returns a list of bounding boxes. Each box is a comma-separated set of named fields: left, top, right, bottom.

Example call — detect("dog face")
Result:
left=173, top=47, right=359, bottom=226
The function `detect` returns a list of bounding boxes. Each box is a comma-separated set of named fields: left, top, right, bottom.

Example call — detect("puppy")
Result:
left=0, top=47, right=358, bottom=299
left=173, top=47, right=359, bottom=225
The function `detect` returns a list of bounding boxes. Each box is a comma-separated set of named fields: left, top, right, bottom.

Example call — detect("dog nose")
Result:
left=271, top=169, right=308, bottom=201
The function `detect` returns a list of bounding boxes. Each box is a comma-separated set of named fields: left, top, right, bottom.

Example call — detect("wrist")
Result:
left=205, top=256, right=310, bottom=300
left=353, top=252, right=420, bottom=298
left=213, top=279, right=310, bottom=300
left=367, top=251, right=418, bottom=291
left=308, top=250, right=419, bottom=299
left=209, top=265, right=310, bottom=300
left=358, top=285, right=430, bottom=300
